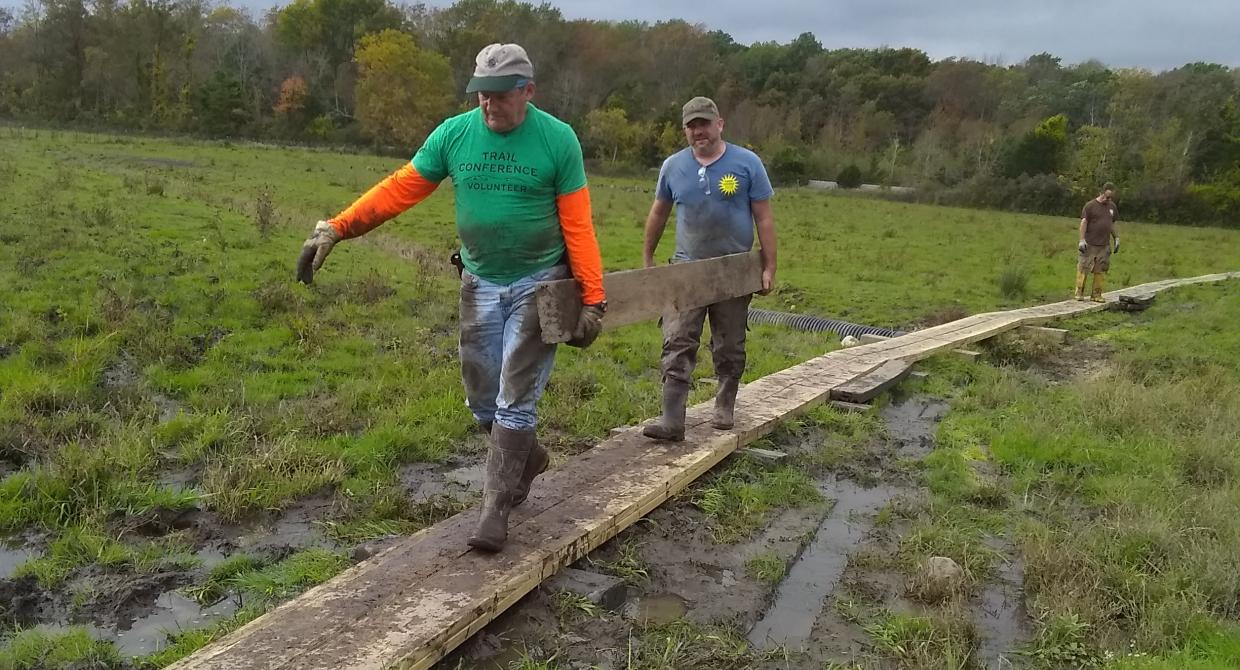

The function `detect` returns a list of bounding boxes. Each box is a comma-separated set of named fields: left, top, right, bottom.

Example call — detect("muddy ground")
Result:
left=0, top=336, right=1106, bottom=666
left=436, top=389, right=1031, bottom=670
left=0, top=431, right=496, bottom=660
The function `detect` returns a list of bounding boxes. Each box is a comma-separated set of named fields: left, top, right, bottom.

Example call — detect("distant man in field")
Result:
left=641, top=96, right=777, bottom=441
left=296, top=43, right=607, bottom=552
left=1076, top=182, right=1120, bottom=301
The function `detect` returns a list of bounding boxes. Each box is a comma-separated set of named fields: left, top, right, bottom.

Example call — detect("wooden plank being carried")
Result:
left=173, top=271, right=1239, bottom=670
left=536, top=251, right=763, bottom=343
left=829, top=359, right=913, bottom=403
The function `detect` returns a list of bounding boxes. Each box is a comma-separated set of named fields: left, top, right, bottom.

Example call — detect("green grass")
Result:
left=549, top=591, right=602, bottom=622
left=591, top=535, right=650, bottom=586
left=0, top=627, right=122, bottom=670
left=228, top=549, right=349, bottom=602
left=892, top=283, right=1240, bottom=668
left=693, top=457, right=822, bottom=543
left=623, top=620, right=790, bottom=669
left=14, top=526, right=198, bottom=587
left=744, top=552, right=787, bottom=585
left=862, top=610, right=976, bottom=668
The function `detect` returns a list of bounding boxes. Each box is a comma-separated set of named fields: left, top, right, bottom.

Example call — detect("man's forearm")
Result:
left=752, top=199, right=776, bottom=271
left=1079, top=219, right=1087, bottom=241
left=756, top=217, right=777, bottom=270
left=330, top=164, right=438, bottom=239
left=643, top=201, right=672, bottom=264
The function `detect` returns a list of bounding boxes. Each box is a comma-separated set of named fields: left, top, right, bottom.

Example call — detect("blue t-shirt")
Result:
left=655, top=143, right=774, bottom=261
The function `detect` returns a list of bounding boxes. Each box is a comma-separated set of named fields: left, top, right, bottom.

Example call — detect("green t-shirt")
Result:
left=412, top=104, right=587, bottom=285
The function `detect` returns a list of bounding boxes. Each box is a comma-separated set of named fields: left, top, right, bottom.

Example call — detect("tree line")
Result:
left=2, top=0, right=1239, bottom=225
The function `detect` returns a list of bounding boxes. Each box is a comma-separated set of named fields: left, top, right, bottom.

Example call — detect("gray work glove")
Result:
left=1112, top=238, right=1120, bottom=254
left=296, top=221, right=341, bottom=284
left=566, top=304, right=605, bottom=348
left=1077, top=239, right=1088, bottom=253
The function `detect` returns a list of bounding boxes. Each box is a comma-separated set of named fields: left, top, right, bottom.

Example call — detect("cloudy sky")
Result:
left=523, top=0, right=1237, bottom=70
left=4, top=0, right=1234, bottom=71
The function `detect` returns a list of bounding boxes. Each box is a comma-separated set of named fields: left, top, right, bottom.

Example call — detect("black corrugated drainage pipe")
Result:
left=747, top=308, right=906, bottom=339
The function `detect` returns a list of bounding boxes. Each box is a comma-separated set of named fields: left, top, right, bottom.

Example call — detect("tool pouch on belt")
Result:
left=450, top=252, right=464, bottom=278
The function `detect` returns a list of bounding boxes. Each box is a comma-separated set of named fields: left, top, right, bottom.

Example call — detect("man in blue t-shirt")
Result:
left=641, top=96, right=777, bottom=441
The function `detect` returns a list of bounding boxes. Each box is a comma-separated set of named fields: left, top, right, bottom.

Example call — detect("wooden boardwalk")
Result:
left=173, top=272, right=1239, bottom=670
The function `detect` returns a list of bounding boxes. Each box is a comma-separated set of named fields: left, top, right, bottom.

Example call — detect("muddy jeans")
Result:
left=660, top=294, right=753, bottom=385
left=459, top=264, right=570, bottom=431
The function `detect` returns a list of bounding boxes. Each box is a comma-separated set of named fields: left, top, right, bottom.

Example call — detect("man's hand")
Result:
left=1112, top=237, right=1120, bottom=254
left=760, top=266, right=775, bottom=295
left=1078, top=239, right=1088, bottom=253
left=566, top=303, right=605, bottom=348
left=297, top=221, right=341, bottom=284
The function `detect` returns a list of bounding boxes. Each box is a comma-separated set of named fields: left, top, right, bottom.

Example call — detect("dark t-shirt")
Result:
left=1081, top=199, right=1118, bottom=246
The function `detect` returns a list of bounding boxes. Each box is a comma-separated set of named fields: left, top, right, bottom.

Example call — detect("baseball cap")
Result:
left=682, top=96, right=720, bottom=125
left=466, top=43, right=535, bottom=93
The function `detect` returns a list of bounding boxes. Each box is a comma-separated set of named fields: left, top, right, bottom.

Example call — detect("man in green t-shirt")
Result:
left=296, top=43, right=607, bottom=552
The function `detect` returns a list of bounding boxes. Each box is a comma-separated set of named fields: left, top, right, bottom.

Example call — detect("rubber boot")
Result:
left=642, top=380, right=690, bottom=441
left=1074, top=271, right=1087, bottom=300
left=1090, top=273, right=1106, bottom=302
left=512, top=439, right=548, bottom=506
left=712, top=376, right=740, bottom=430
left=467, top=425, right=534, bottom=552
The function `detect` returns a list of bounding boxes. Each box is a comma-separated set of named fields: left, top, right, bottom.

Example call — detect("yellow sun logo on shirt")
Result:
left=718, top=174, right=740, bottom=196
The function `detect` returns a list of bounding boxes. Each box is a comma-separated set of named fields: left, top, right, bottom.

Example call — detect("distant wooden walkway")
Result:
left=172, top=271, right=1240, bottom=670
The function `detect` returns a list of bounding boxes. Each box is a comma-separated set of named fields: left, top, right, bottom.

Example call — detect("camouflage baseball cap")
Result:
left=682, top=96, right=720, bottom=125
left=466, top=43, right=535, bottom=93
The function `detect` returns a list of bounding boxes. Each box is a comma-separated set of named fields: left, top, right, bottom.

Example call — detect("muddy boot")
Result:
left=1090, top=273, right=1106, bottom=302
left=467, top=425, right=534, bottom=552
left=712, top=376, right=740, bottom=430
left=643, top=380, right=689, bottom=441
left=1074, top=271, right=1087, bottom=300
left=512, top=439, right=548, bottom=506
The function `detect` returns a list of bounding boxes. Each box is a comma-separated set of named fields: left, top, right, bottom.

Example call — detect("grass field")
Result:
left=1, top=126, right=1240, bottom=668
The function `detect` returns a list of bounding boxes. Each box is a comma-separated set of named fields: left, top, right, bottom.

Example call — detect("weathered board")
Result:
left=829, top=360, right=913, bottom=404
left=172, top=271, right=1240, bottom=670
left=535, top=251, right=763, bottom=343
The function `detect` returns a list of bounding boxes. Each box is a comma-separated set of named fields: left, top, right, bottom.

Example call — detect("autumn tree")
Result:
left=274, top=75, right=312, bottom=134
left=584, top=107, right=648, bottom=164
left=353, top=29, right=453, bottom=146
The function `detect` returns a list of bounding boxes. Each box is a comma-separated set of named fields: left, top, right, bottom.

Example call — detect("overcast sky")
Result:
left=3, top=0, right=1234, bottom=71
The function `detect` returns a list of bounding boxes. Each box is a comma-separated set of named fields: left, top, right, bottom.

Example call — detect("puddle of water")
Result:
left=748, top=478, right=899, bottom=649
left=750, top=395, right=950, bottom=650
left=114, top=591, right=239, bottom=657
left=193, top=545, right=228, bottom=571
left=235, top=497, right=335, bottom=552
left=473, top=645, right=525, bottom=670
left=0, top=541, right=36, bottom=579
left=443, top=463, right=485, bottom=492
left=625, top=593, right=688, bottom=626
left=880, top=396, right=949, bottom=458
left=973, top=546, right=1028, bottom=669
left=400, top=462, right=482, bottom=501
